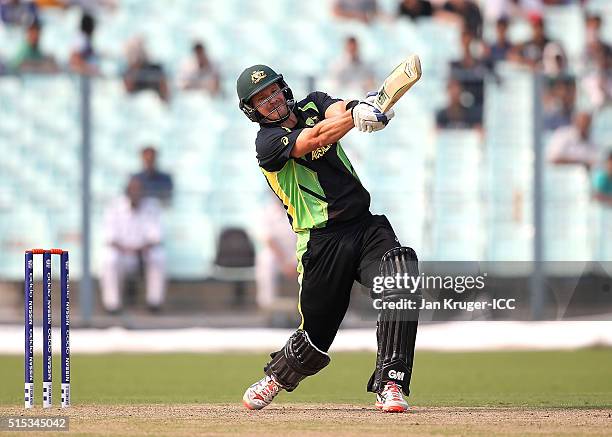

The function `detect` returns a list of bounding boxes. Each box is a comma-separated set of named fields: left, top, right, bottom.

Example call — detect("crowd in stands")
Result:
left=287, top=0, right=599, bottom=209
left=0, top=0, right=221, bottom=99
left=1, top=0, right=612, bottom=313
left=331, top=0, right=611, bottom=204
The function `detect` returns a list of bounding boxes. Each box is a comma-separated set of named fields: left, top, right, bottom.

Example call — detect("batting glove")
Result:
left=352, top=93, right=395, bottom=133
left=352, top=102, right=392, bottom=133
left=365, top=91, right=395, bottom=126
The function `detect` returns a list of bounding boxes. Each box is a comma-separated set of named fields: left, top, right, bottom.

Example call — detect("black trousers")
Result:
left=296, top=213, right=400, bottom=351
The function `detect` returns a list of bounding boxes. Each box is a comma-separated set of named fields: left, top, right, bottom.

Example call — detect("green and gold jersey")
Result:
left=255, top=91, right=370, bottom=232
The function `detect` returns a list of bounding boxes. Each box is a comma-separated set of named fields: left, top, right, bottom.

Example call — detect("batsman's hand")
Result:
left=365, top=91, right=395, bottom=123
left=352, top=93, right=395, bottom=133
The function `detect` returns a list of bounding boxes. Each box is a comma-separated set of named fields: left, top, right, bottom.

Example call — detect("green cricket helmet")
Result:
left=236, top=64, right=295, bottom=123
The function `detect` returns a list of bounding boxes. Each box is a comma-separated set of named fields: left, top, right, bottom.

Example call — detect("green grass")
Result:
left=1, top=349, right=611, bottom=408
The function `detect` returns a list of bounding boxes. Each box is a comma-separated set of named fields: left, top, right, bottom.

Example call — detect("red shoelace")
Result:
left=254, top=378, right=279, bottom=402
left=384, top=382, right=403, bottom=402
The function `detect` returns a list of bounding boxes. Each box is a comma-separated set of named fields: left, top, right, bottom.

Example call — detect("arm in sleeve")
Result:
left=308, top=91, right=342, bottom=117
left=256, top=128, right=303, bottom=172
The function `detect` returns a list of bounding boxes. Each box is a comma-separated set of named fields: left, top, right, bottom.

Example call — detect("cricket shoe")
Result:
left=375, top=381, right=409, bottom=413
left=242, top=375, right=282, bottom=410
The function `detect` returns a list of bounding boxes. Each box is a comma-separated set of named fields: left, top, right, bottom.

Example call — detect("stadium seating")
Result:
left=543, top=164, right=592, bottom=264
left=0, top=1, right=611, bottom=281
left=483, top=65, right=534, bottom=262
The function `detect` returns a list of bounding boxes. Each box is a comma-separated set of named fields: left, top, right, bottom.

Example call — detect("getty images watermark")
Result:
left=371, top=272, right=516, bottom=311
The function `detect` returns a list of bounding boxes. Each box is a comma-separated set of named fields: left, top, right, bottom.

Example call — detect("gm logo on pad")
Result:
left=388, top=370, right=405, bottom=381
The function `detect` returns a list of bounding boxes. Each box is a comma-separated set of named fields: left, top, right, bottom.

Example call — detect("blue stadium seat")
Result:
left=429, top=130, right=485, bottom=260
left=0, top=208, right=53, bottom=280
left=592, top=205, right=612, bottom=261
left=162, top=211, right=216, bottom=278
left=543, top=164, right=591, bottom=261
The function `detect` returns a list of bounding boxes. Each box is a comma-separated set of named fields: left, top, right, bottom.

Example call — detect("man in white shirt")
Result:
left=547, top=112, right=598, bottom=169
left=329, top=36, right=375, bottom=96
left=176, top=41, right=220, bottom=96
left=100, top=176, right=166, bottom=313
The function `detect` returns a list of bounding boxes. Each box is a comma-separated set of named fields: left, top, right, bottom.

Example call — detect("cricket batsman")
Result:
left=237, top=64, right=420, bottom=413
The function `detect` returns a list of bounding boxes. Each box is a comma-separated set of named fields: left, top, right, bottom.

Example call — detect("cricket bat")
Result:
left=373, top=55, right=422, bottom=113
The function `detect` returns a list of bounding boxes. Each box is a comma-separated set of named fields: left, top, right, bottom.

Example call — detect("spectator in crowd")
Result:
left=436, top=0, right=483, bottom=38
left=543, top=76, right=575, bottom=131
left=177, top=41, right=221, bottom=96
left=132, top=146, right=174, bottom=204
left=542, top=41, right=568, bottom=77
left=511, top=14, right=565, bottom=71
left=123, top=36, right=170, bottom=102
left=436, top=78, right=481, bottom=129
left=486, top=16, right=514, bottom=68
left=69, top=12, right=99, bottom=75
left=0, top=0, right=38, bottom=27
left=581, top=45, right=612, bottom=110
left=100, top=176, right=166, bottom=314
left=397, top=0, right=433, bottom=21
left=536, top=29, right=573, bottom=131
left=450, top=28, right=486, bottom=123
left=329, top=35, right=375, bottom=95
left=10, top=20, right=58, bottom=73
left=592, top=150, right=612, bottom=207
left=255, top=198, right=297, bottom=310
left=332, top=0, right=378, bottom=24
left=547, top=111, right=598, bottom=169
left=584, top=13, right=611, bottom=69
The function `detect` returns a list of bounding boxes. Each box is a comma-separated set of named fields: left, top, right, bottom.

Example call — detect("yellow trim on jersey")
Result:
left=261, top=167, right=297, bottom=222
left=295, top=230, right=310, bottom=329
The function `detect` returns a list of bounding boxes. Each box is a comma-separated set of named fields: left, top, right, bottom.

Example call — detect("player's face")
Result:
left=252, top=83, right=289, bottom=121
